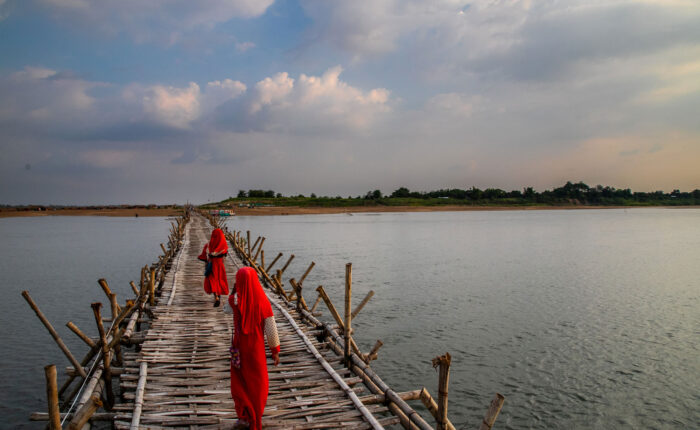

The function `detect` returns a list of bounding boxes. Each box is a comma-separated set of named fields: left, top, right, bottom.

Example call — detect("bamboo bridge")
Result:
left=24, top=210, right=504, bottom=429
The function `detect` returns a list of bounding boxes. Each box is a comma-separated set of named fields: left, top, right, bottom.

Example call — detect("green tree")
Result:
left=391, top=187, right=411, bottom=198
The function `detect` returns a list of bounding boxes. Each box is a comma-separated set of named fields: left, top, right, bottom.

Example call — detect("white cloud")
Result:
left=251, top=72, right=295, bottom=113
left=239, top=66, right=392, bottom=131
left=142, top=82, right=201, bottom=129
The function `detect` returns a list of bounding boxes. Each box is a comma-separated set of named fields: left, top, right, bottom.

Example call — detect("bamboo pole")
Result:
left=315, top=286, right=364, bottom=358
left=148, top=268, right=156, bottom=307
left=314, top=320, right=432, bottom=430
left=129, top=281, right=139, bottom=296
left=66, top=321, right=95, bottom=348
left=21, top=291, right=86, bottom=379
left=265, top=252, right=283, bottom=273
left=298, top=261, right=315, bottom=286
left=288, top=279, right=309, bottom=311
left=130, top=362, right=148, bottom=429
left=160, top=243, right=167, bottom=254
left=44, top=365, right=61, bottom=430
left=419, top=388, right=438, bottom=421
left=260, top=267, right=287, bottom=300
left=98, top=279, right=121, bottom=317
left=419, top=388, right=456, bottom=430
left=310, top=292, right=323, bottom=313
left=274, top=270, right=289, bottom=299
left=30, top=412, right=114, bottom=422
left=270, top=299, right=384, bottom=430
left=280, top=254, right=295, bottom=275
left=367, top=339, right=384, bottom=362
left=352, top=290, right=375, bottom=319
left=67, top=385, right=102, bottom=430
left=91, top=303, right=114, bottom=410
left=316, top=286, right=345, bottom=329
left=58, top=313, right=126, bottom=404
left=344, top=263, right=352, bottom=367
left=260, top=250, right=265, bottom=272
left=250, top=236, right=262, bottom=256
left=252, top=237, right=265, bottom=262
left=432, top=353, right=451, bottom=430
left=360, top=390, right=421, bottom=405
left=246, top=231, right=251, bottom=257
left=139, top=266, right=146, bottom=292
left=479, top=393, right=505, bottom=430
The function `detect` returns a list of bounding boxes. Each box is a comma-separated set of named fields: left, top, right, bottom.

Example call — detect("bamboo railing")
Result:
left=210, top=211, right=505, bottom=430
left=24, top=207, right=191, bottom=428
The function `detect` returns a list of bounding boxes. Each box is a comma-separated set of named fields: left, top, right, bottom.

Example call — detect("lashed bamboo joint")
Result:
left=25, top=208, right=504, bottom=429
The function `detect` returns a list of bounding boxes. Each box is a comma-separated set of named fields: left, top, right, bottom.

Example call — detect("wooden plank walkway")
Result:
left=113, top=213, right=400, bottom=429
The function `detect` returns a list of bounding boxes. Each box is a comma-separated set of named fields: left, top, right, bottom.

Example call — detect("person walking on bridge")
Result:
left=198, top=228, right=229, bottom=306
left=227, top=266, right=281, bottom=430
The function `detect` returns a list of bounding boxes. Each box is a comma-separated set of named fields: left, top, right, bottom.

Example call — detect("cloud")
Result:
left=1, top=49, right=698, bottom=204
left=0, top=67, right=102, bottom=134
left=219, top=66, right=392, bottom=132
left=635, top=53, right=700, bottom=104
left=251, top=72, right=295, bottom=113
left=79, top=149, right=138, bottom=168
left=142, top=83, right=201, bottom=129
left=235, top=41, right=256, bottom=52
left=30, top=0, right=275, bottom=44
left=205, top=79, right=247, bottom=111
left=300, top=1, right=700, bottom=86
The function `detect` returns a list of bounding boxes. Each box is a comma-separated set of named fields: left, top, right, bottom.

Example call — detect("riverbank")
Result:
left=224, top=204, right=700, bottom=216
left=0, top=207, right=183, bottom=218
left=0, top=205, right=700, bottom=218
left=3, top=205, right=698, bottom=218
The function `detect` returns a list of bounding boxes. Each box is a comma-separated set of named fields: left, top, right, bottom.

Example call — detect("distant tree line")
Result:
left=226, top=182, right=700, bottom=207
left=385, top=182, right=700, bottom=204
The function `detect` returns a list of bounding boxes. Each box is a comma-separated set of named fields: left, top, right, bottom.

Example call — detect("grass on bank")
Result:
left=203, top=182, right=700, bottom=209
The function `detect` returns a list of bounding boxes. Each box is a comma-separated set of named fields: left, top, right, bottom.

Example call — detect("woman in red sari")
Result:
left=198, top=228, right=229, bottom=306
left=228, top=267, right=280, bottom=430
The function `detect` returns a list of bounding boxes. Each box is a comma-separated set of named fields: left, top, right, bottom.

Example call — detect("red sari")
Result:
left=198, top=228, right=229, bottom=295
left=229, top=267, right=278, bottom=430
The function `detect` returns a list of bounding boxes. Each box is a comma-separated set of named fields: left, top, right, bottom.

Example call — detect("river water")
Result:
left=1, top=209, right=698, bottom=429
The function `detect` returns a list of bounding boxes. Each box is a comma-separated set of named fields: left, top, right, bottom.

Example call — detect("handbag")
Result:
left=204, top=261, right=213, bottom=277
left=230, top=345, right=241, bottom=368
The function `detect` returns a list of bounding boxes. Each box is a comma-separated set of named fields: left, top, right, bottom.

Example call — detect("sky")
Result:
left=1, top=0, right=699, bottom=205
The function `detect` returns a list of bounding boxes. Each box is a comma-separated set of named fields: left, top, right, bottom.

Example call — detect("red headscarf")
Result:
left=233, top=267, right=273, bottom=334
left=209, top=228, right=228, bottom=255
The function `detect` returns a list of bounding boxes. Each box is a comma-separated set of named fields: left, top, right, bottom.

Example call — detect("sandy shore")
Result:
left=0, top=208, right=184, bottom=218
left=2, top=205, right=696, bottom=218
left=223, top=204, right=699, bottom=216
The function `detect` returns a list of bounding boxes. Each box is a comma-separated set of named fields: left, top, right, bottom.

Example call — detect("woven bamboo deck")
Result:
left=113, top=214, right=400, bottom=429
left=26, top=210, right=504, bottom=430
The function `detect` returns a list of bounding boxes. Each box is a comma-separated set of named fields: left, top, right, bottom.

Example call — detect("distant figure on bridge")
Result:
left=198, top=228, right=229, bottom=307
left=227, top=267, right=280, bottom=430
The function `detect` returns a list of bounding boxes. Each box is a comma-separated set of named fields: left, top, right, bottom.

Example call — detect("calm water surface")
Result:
left=0, top=216, right=171, bottom=429
left=230, top=209, right=699, bottom=429
left=1, top=209, right=698, bottom=429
